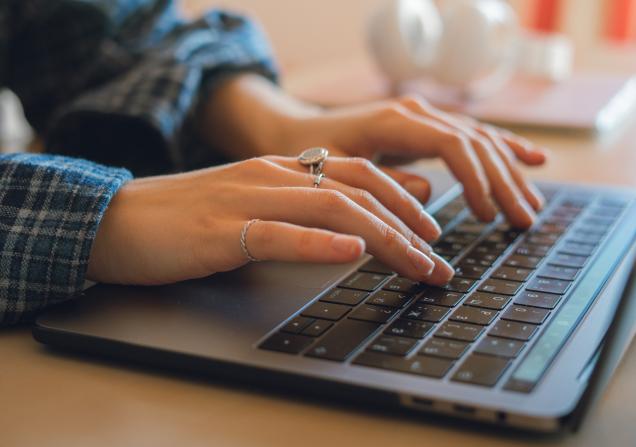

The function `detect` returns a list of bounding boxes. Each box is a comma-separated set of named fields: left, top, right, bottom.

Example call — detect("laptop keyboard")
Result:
left=259, top=187, right=631, bottom=391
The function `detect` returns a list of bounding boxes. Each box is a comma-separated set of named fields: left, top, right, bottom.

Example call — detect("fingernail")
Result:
left=422, top=211, right=442, bottom=240
left=407, top=245, right=435, bottom=276
left=332, top=235, right=365, bottom=257
left=431, top=253, right=455, bottom=280
left=404, top=179, right=429, bottom=202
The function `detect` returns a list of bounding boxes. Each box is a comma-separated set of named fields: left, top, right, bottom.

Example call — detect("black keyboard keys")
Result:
left=340, top=272, right=388, bottom=291
left=452, top=354, right=511, bottom=387
left=478, top=279, right=522, bottom=296
left=405, top=303, right=450, bottom=322
left=367, top=335, right=417, bottom=356
left=502, top=305, right=549, bottom=325
left=301, top=320, right=333, bottom=337
left=261, top=333, right=314, bottom=354
left=435, top=321, right=484, bottom=342
left=384, top=319, right=434, bottom=339
left=281, top=316, right=314, bottom=334
left=349, top=304, right=397, bottom=323
left=301, top=302, right=351, bottom=321
left=305, top=319, right=380, bottom=361
left=360, top=258, right=394, bottom=275
left=550, top=253, right=588, bottom=268
left=492, top=266, right=533, bottom=282
left=537, top=264, right=579, bottom=281
left=489, top=320, right=538, bottom=341
left=504, top=254, right=542, bottom=269
left=450, top=306, right=498, bottom=326
left=474, top=337, right=525, bottom=358
left=464, top=292, right=511, bottom=310
left=455, top=263, right=488, bottom=279
left=419, top=338, right=470, bottom=360
left=444, top=277, right=477, bottom=293
left=320, top=288, right=368, bottom=306
left=418, top=289, right=464, bottom=307
left=514, top=290, right=562, bottom=309
left=366, top=290, right=411, bottom=308
left=383, top=276, right=422, bottom=294
left=526, top=277, right=572, bottom=295
left=354, top=352, right=454, bottom=378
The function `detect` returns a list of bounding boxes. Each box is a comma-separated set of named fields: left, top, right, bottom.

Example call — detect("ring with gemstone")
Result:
left=298, top=147, right=329, bottom=177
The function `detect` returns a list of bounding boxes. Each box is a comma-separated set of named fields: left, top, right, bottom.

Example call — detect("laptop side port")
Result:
left=453, top=404, right=476, bottom=415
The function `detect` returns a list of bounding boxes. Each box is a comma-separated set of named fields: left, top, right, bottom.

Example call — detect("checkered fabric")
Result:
left=0, top=0, right=279, bottom=325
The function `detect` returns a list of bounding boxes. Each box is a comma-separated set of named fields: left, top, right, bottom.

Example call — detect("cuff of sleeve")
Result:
left=0, top=154, right=132, bottom=325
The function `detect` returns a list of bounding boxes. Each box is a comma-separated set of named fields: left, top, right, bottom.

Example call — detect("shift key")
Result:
left=305, top=320, right=380, bottom=361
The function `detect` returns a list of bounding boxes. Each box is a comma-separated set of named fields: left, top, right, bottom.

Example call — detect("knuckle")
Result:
left=244, top=157, right=271, bottom=171
left=349, top=157, right=375, bottom=175
left=320, top=189, right=349, bottom=210
left=380, top=224, right=401, bottom=248
left=378, top=103, right=406, bottom=120
left=353, top=188, right=376, bottom=208
left=398, top=94, right=425, bottom=109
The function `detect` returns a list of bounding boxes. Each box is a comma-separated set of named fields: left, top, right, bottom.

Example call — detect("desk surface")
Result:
left=2, top=58, right=636, bottom=446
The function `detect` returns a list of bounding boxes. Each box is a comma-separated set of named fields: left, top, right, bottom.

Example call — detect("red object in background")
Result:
left=605, top=0, right=636, bottom=41
left=531, top=0, right=562, bottom=32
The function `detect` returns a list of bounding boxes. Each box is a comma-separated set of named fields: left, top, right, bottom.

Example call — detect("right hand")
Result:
left=86, top=156, right=455, bottom=287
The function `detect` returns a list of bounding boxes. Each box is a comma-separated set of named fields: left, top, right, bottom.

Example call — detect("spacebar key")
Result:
left=305, top=320, right=380, bottom=361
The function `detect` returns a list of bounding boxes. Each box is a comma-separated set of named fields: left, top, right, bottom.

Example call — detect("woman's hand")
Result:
left=201, top=75, right=547, bottom=229
left=87, top=156, right=455, bottom=287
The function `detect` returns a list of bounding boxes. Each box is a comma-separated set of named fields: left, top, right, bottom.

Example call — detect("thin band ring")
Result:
left=240, top=219, right=260, bottom=262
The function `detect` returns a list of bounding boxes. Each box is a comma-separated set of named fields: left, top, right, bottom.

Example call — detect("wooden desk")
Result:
left=2, top=59, right=636, bottom=446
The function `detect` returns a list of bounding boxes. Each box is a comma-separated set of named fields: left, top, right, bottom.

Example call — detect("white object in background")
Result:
left=517, top=32, right=574, bottom=82
left=368, top=0, right=519, bottom=97
left=0, top=89, right=33, bottom=152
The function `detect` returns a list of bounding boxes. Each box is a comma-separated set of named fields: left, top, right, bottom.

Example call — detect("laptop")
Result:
left=32, top=169, right=636, bottom=433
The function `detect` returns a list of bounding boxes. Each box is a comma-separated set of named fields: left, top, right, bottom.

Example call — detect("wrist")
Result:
left=198, top=74, right=323, bottom=159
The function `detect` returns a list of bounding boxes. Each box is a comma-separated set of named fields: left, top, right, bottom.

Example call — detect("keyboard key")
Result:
left=354, top=352, right=454, bottom=378
left=514, top=290, right=562, bottom=309
left=367, top=335, right=417, bottom=356
left=435, top=321, right=484, bottom=342
left=516, top=244, right=550, bottom=257
left=320, top=288, right=368, bottom=306
left=419, top=338, right=470, bottom=359
left=462, top=255, right=494, bottom=267
left=302, top=302, right=351, bottom=321
left=261, top=333, right=314, bottom=354
left=537, top=264, right=579, bottom=281
left=464, top=292, right=511, bottom=310
left=444, top=232, right=478, bottom=245
left=502, top=305, right=549, bottom=325
left=551, top=253, right=588, bottom=268
left=349, top=304, right=397, bottom=323
left=305, top=320, right=380, bottom=361
left=366, top=290, right=411, bottom=308
left=450, top=307, right=498, bottom=325
left=434, top=241, right=466, bottom=257
left=340, top=272, right=388, bottom=291
left=474, top=337, right=525, bottom=358
left=525, top=233, right=559, bottom=246
left=455, top=263, right=488, bottom=279
left=444, top=277, right=477, bottom=293
left=526, top=277, right=572, bottom=295
left=489, top=320, right=538, bottom=341
left=535, top=222, right=567, bottom=235
left=478, top=279, right=522, bottom=296
left=383, top=277, right=422, bottom=294
left=384, top=319, right=433, bottom=339
left=301, top=320, right=334, bottom=337
left=504, top=254, right=542, bottom=269
left=452, top=354, right=511, bottom=387
left=454, top=222, right=488, bottom=234
left=281, top=316, right=314, bottom=334
left=418, top=289, right=464, bottom=307
left=360, top=258, right=394, bottom=275
left=404, top=303, right=450, bottom=323
left=560, top=241, right=595, bottom=257
left=569, top=231, right=604, bottom=245
left=492, top=266, right=533, bottom=282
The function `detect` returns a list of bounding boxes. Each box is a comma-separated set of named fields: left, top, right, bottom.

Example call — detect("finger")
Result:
left=248, top=187, right=453, bottom=283
left=264, top=155, right=441, bottom=242
left=379, top=166, right=432, bottom=204
left=491, top=126, right=548, bottom=166
left=397, top=98, right=535, bottom=227
left=244, top=220, right=366, bottom=263
left=476, top=127, right=545, bottom=211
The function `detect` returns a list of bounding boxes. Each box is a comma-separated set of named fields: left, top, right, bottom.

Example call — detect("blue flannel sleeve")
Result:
left=20, top=0, right=279, bottom=176
left=0, top=154, right=132, bottom=326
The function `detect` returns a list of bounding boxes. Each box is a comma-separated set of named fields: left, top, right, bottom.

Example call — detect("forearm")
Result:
left=197, top=74, right=322, bottom=159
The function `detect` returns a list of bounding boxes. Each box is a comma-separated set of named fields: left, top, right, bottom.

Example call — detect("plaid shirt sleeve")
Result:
left=0, top=154, right=132, bottom=326
left=5, top=0, right=279, bottom=176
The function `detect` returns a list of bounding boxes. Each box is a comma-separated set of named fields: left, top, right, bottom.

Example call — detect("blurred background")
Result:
left=2, top=0, right=636, bottom=152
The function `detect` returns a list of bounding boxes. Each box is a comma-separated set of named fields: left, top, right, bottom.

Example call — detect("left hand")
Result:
left=200, top=75, right=547, bottom=229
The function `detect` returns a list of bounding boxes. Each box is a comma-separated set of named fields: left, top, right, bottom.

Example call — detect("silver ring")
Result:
left=240, top=219, right=260, bottom=262
left=313, top=173, right=325, bottom=188
left=298, top=147, right=328, bottom=182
